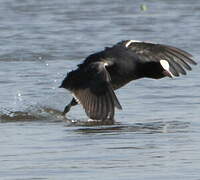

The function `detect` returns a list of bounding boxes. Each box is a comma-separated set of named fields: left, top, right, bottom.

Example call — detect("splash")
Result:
left=0, top=105, right=108, bottom=125
left=0, top=106, right=66, bottom=123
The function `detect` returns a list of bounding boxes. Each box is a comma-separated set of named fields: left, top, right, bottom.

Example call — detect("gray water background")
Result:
left=0, top=0, right=200, bottom=179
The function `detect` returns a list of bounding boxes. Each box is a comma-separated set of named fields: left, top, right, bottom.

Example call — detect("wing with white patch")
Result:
left=72, top=62, right=122, bottom=121
left=117, top=40, right=197, bottom=77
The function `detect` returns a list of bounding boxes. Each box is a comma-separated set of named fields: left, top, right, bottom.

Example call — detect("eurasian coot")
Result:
left=60, top=40, right=197, bottom=121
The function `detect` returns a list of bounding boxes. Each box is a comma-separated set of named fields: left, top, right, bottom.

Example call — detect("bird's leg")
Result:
left=62, top=98, right=78, bottom=116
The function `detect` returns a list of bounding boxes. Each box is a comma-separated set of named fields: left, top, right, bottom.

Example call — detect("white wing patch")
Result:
left=72, top=93, right=81, bottom=104
left=160, top=59, right=170, bottom=70
left=125, top=39, right=154, bottom=48
left=88, top=118, right=101, bottom=122
left=104, top=62, right=109, bottom=66
left=125, top=40, right=142, bottom=48
left=160, top=59, right=174, bottom=78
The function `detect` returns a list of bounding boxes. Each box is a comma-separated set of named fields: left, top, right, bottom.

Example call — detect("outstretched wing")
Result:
left=72, top=62, right=122, bottom=121
left=116, top=40, right=197, bottom=77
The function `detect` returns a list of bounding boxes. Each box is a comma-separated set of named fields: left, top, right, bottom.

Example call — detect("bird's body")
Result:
left=60, top=40, right=197, bottom=122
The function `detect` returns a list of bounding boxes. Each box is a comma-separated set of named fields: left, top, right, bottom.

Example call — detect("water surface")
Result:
left=0, top=0, right=200, bottom=179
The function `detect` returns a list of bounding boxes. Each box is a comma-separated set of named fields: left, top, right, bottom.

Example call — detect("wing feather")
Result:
left=72, top=62, right=121, bottom=121
left=117, top=40, right=197, bottom=77
left=163, top=51, right=192, bottom=71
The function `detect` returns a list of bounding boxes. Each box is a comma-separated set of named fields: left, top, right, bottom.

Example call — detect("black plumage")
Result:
left=60, top=40, right=197, bottom=121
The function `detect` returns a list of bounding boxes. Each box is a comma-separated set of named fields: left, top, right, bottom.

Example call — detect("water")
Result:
left=0, top=0, right=200, bottom=179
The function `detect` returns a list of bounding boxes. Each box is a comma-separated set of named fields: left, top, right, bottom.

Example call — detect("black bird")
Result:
left=60, top=40, right=197, bottom=122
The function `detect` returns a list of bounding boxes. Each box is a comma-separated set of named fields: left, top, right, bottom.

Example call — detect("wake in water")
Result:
left=0, top=87, right=81, bottom=124
left=0, top=105, right=191, bottom=135
left=0, top=105, right=116, bottom=125
left=0, top=106, right=65, bottom=123
left=74, top=120, right=191, bottom=134
left=0, top=88, right=192, bottom=129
